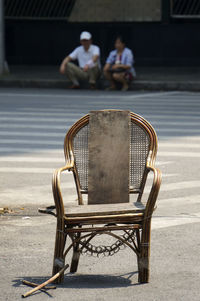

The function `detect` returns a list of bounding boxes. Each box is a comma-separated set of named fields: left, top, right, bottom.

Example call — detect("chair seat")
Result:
left=64, top=202, right=145, bottom=225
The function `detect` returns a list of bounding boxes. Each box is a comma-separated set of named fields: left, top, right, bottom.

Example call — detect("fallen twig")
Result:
left=22, top=264, right=69, bottom=298
left=22, top=279, right=56, bottom=289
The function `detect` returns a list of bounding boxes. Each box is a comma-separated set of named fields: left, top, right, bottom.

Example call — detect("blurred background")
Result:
left=3, top=0, right=200, bottom=67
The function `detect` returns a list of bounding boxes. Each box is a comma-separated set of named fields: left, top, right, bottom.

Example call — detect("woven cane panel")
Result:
left=73, top=124, right=89, bottom=191
left=73, top=121, right=150, bottom=192
left=130, top=122, right=150, bottom=190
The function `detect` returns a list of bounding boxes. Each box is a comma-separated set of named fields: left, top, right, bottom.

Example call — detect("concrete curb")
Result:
left=0, top=78, right=200, bottom=91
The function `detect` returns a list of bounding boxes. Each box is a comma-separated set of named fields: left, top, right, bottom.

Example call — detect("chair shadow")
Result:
left=14, top=270, right=142, bottom=297
left=60, top=271, right=140, bottom=289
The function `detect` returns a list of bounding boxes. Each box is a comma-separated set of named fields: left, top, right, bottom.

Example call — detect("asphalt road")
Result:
left=0, top=88, right=200, bottom=301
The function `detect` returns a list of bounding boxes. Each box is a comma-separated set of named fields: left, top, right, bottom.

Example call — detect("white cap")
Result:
left=80, top=31, right=92, bottom=40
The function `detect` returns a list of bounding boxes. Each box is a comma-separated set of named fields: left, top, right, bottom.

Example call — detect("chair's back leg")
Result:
left=70, top=233, right=81, bottom=273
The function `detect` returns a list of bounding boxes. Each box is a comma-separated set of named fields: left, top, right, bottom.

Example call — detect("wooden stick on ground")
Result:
left=22, top=280, right=56, bottom=289
left=22, top=264, right=69, bottom=298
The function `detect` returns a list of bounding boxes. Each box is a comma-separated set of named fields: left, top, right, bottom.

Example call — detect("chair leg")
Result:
left=70, top=248, right=80, bottom=273
left=52, top=225, right=66, bottom=284
left=137, top=228, right=151, bottom=283
left=138, top=251, right=150, bottom=283
left=70, top=233, right=81, bottom=273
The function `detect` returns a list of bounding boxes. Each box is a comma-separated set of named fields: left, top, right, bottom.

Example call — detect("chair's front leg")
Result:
left=52, top=220, right=66, bottom=284
left=137, top=220, right=151, bottom=283
left=137, top=166, right=161, bottom=283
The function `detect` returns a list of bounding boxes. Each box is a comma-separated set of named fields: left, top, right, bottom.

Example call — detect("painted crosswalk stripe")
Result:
left=0, top=139, right=63, bottom=145
left=156, top=128, right=200, bottom=133
left=158, top=151, right=200, bottom=158
left=159, top=181, right=200, bottom=192
left=0, top=156, right=65, bottom=162
left=0, top=167, right=176, bottom=177
left=3, top=139, right=200, bottom=148
left=0, top=115, right=199, bottom=126
left=0, top=131, right=65, bottom=137
left=0, top=147, right=63, bottom=153
left=0, top=157, right=172, bottom=167
left=0, top=123, right=69, bottom=129
left=0, top=167, right=57, bottom=173
left=0, top=111, right=81, bottom=117
left=145, top=115, right=200, bottom=120
left=152, top=121, right=200, bottom=126
left=152, top=213, right=200, bottom=229
left=159, top=142, right=200, bottom=149
left=157, top=194, right=200, bottom=205
left=0, top=116, right=75, bottom=122
left=1, top=124, right=199, bottom=132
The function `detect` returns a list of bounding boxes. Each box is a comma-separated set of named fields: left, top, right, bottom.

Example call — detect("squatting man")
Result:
left=60, top=31, right=101, bottom=89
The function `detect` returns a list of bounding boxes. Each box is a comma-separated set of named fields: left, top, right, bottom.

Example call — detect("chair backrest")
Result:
left=88, top=110, right=130, bottom=204
left=64, top=110, right=157, bottom=204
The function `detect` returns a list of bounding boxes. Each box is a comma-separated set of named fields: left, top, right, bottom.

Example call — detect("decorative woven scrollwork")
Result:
left=77, top=229, right=137, bottom=257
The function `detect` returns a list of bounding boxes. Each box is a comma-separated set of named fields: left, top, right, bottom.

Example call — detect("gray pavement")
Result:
left=0, top=65, right=200, bottom=91
left=0, top=88, right=200, bottom=300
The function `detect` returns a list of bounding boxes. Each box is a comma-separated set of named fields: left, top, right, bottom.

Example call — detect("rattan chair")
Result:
left=51, top=110, right=161, bottom=284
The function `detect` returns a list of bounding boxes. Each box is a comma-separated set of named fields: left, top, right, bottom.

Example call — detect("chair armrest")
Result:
left=52, top=163, right=74, bottom=217
left=144, top=166, right=162, bottom=219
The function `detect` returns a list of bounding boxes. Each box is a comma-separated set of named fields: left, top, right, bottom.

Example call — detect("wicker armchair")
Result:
left=52, top=110, right=161, bottom=284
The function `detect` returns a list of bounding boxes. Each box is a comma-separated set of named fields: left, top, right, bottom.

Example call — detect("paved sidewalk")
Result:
left=0, top=65, right=200, bottom=91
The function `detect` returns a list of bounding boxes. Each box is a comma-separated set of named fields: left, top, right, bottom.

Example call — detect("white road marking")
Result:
left=3, top=114, right=198, bottom=124
left=159, top=181, right=200, bottom=192
left=159, top=142, right=200, bottom=149
left=1, top=123, right=199, bottom=132
left=0, top=157, right=171, bottom=167
left=160, top=136, right=200, bottom=142
left=0, top=156, right=65, bottom=162
left=0, top=182, right=77, bottom=206
left=152, top=121, right=200, bottom=126
left=145, top=115, right=200, bottom=120
left=157, top=194, right=200, bottom=205
left=0, top=114, right=199, bottom=126
left=0, top=167, right=176, bottom=177
left=0, top=116, right=74, bottom=122
left=156, top=128, right=200, bottom=133
left=0, top=167, right=56, bottom=173
left=0, top=147, right=63, bottom=153
left=152, top=213, right=200, bottom=229
left=0, top=111, right=81, bottom=117
left=2, top=139, right=200, bottom=148
left=1, top=147, right=199, bottom=158
left=0, top=123, right=68, bottom=129
left=153, top=161, right=173, bottom=166
left=0, top=139, right=63, bottom=145
left=158, top=151, right=200, bottom=157
left=0, top=131, right=65, bottom=137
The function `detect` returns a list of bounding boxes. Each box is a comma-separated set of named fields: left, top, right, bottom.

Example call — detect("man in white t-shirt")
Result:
left=60, top=31, right=101, bottom=89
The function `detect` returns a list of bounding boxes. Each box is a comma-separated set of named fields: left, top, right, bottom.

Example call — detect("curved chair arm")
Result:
left=144, top=166, right=162, bottom=220
left=52, top=163, right=74, bottom=218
